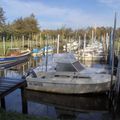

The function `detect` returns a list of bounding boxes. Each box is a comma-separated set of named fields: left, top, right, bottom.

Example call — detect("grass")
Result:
left=0, top=108, right=53, bottom=120
left=0, top=39, right=55, bottom=55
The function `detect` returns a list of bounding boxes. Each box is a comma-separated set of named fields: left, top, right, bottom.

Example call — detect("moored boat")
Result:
left=26, top=71, right=115, bottom=94
left=0, top=48, right=31, bottom=68
left=26, top=53, right=116, bottom=94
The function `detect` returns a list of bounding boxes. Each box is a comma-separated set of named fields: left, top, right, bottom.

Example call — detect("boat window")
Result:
left=73, top=76, right=91, bottom=79
left=72, top=61, right=85, bottom=72
left=54, top=75, right=70, bottom=78
left=41, top=76, right=46, bottom=79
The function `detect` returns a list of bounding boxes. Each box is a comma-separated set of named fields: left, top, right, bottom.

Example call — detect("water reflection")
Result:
left=0, top=56, right=42, bottom=77
left=27, top=90, right=109, bottom=112
left=26, top=90, right=111, bottom=120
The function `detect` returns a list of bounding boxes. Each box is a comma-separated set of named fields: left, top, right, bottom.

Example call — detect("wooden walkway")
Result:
left=0, top=77, right=27, bottom=114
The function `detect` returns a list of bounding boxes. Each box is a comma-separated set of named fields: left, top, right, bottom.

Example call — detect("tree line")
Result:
left=0, top=6, right=120, bottom=42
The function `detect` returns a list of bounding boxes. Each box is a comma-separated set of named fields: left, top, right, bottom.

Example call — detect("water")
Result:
left=1, top=56, right=120, bottom=120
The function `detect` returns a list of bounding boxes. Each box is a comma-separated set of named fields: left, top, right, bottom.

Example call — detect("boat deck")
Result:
left=30, top=71, right=112, bottom=84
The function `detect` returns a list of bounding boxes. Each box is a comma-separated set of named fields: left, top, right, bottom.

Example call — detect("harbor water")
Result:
left=0, top=56, right=120, bottom=120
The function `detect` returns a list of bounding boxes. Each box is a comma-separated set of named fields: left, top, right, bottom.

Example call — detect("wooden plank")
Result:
left=0, top=77, right=27, bottom=112
left=0, top=79, right=23, bottom=83
left=0, top=77, right=22, bottom=80
left=0, top=79, right=20, bottom=82
left=0, top=81, right=21, bottom=88
left=0, top=77, right=25, bottom=82
left=0, top=80, right=27, bottom=98
left=0, top=89, right=7, bottom=92
left=0, top=87, right=9, bottom=91
left=0, top=84, right=16, bottom=88
left=0, top=78, right=25, bottom=86
left=0, top=82, right=17, bottom=86
left=0, top=86, right=14, bottom=92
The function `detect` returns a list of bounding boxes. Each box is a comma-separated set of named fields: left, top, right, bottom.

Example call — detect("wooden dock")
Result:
left=0, top=77, right=27, bottom=114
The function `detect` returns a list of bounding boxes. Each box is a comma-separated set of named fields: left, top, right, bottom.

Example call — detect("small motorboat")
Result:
left=26, top=53, right=116, bottom=94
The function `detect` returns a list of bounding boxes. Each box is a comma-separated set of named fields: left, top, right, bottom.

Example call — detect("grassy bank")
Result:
left=0, top=39, right=55, bottom=55
left=0, top=108, right=53, bottom=120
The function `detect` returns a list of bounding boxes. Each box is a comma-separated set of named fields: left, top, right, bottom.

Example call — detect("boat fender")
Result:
left=22, top=69, right=37, bottom=79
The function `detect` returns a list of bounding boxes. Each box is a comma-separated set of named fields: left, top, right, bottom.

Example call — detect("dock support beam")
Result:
left=21, top=87, right=28, bottom=114
left=1, top=97, right=6, bottom=110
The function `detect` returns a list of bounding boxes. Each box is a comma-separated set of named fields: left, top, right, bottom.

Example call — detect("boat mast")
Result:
left=91, top=30, right=94, bottom=44
left=45, top=35, right=48, bottom=72
left=110, top=13, right=117, bottom=91
left=57, top=34, right=60, bottom=54
left=78, top=36, right=81, bottom=60
left=83, top=33, right=86, bottom=62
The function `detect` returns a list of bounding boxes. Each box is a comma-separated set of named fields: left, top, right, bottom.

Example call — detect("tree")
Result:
left=24, top=14, right=39, bottom=34
left=0, top=7, right=5, bottom=34
left=12, top=17, right=24, bottom=36
left=11, top=14, right=40, bottom=38
left=0, top=7, right=5, bottom=25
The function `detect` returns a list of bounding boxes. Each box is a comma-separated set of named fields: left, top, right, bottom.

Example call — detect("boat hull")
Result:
left=0, top=51, right=31, bottom=68
left=27, top=77, right=112, bottom=94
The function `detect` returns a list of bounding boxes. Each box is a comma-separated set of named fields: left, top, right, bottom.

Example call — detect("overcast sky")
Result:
left=0, top=0, right=119, bottom=29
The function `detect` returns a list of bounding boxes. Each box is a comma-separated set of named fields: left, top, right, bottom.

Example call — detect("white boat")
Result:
left=75, top=41, right=105, bottom=61
left=26, top=53, right=115, bottom=94
left=41, top=46, right=54, bottom=55
left=32, top=46, right=54, bottom=57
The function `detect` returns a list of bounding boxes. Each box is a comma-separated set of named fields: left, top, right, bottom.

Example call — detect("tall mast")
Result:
left=57, top=34, right=60, bottom=54
left=110, top=13, right=117, bottom=90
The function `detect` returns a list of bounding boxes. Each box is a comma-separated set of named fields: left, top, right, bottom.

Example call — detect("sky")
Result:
left=0, top=0, right=120, bottom=29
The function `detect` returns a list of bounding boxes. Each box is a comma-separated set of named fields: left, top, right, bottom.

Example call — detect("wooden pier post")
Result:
left=11, top=35, right=13, bottom=49
left=22, top=35, right=25, bottom=50
left=21, top=87, right=28, bottom=114
left=3, top=36, right=6, bottom=56
left=0, top=77, right=28, bottom=114
left=1, top=97, right=6, bottom=110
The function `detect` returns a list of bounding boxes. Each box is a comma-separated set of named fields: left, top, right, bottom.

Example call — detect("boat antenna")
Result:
left=110, top=12, right=117, bottom=93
